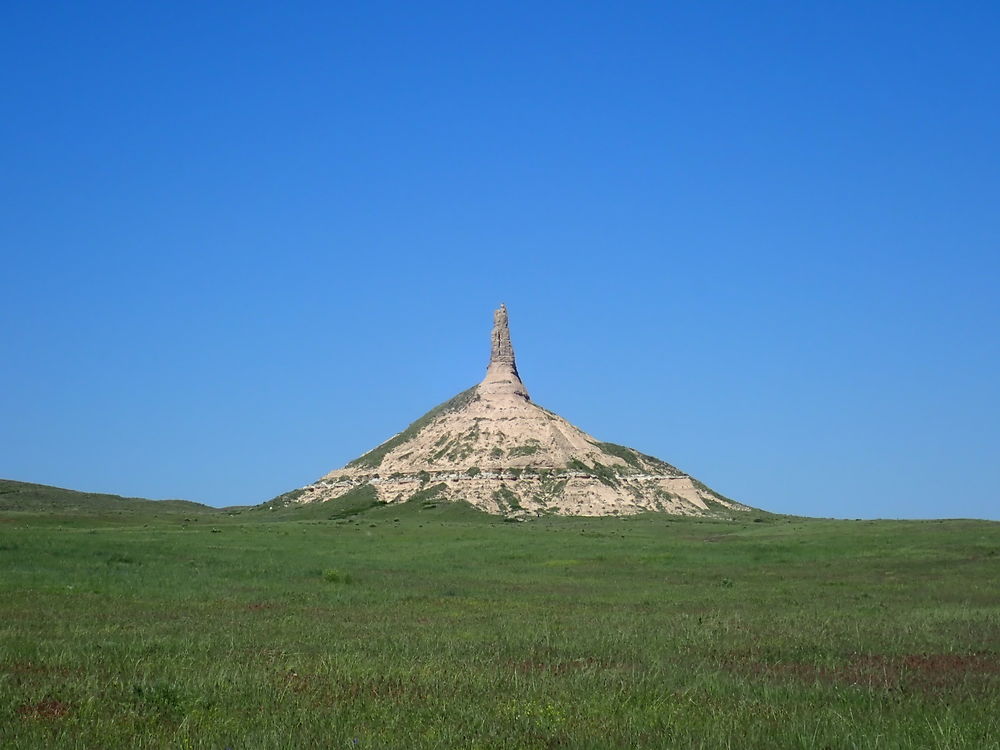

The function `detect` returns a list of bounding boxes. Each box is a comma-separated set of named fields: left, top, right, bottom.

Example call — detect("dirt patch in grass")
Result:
left=4, top=661, right=74, bottom=678
left=17, top=699, right=69, bottom=719
left=279, top=672, right=431, bottom=704
left=281, top=670, right=312, bottom=694
left=511, top=657, right=633, bottom=675
left=727, top=651, right=1000, bottom=694
left=334, top=676, right=429, bottom=701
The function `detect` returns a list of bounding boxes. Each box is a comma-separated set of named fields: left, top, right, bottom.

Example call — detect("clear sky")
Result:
left=2, top=2, right=998, bottom=519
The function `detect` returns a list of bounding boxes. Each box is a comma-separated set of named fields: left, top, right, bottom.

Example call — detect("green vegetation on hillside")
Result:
left=594, top=441, right=642, bottom=468
left=256, top=484, right=383, bottom=520
left=508, top=443, right=540, bottom=458
left=0, top=479, right=219, bottom=517
left=1, top=485, right=998, bottom=748
left=346, top=386, right=479, bottom=470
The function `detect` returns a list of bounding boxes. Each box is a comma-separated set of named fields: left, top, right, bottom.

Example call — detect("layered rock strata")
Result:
left=284, top=305, right=748, bottom=517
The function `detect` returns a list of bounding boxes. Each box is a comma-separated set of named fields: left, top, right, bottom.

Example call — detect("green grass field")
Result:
left=1, top=480, right=998, bottom=748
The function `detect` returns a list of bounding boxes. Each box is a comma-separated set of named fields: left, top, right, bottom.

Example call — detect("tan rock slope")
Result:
left=287, top=305, right=749, bottom=517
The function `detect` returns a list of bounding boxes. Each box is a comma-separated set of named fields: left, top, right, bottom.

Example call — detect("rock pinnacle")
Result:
left=480, top=303, right=530, bottom=400
left=283, top=304, right=749, bottom=518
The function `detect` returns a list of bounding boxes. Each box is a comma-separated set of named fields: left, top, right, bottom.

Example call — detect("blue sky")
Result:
left=2, top=1, right=998, bottom=519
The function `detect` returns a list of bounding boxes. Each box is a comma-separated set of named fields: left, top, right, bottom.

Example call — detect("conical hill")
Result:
left=286, top=305, right=748, bottom=518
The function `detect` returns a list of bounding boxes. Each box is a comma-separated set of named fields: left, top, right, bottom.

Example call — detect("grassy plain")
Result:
left=1, top=480, right=998, bottom=748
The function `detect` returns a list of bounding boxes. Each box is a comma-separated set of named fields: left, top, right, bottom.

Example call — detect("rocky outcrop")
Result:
left=490, top=304, right=517, bottom=370
left=480, top=303, right=529, bottom=401
left=282, top=305, right=748, bottom=518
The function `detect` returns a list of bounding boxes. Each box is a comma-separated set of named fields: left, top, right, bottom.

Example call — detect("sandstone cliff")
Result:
left=283, top=305, right=748, bottom=518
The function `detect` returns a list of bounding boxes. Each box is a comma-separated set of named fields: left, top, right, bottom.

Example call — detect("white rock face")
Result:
left=288, top=305, right=748, bottom=518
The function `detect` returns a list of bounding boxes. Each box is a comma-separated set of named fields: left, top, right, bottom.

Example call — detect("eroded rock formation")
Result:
left=276, top=305, right=748, bottom=518
left=481, top=303, right=529, bottom=400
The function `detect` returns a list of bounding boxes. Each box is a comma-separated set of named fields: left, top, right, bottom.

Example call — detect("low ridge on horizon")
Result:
left=280, top=305, right=750, bottom=518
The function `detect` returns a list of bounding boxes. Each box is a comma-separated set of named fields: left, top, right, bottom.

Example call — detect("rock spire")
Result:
left=490, top=304, right=517, bottom=368
left=274, top=304, right=750, bottom=519
left=480, top=303, right=530, bottom=400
